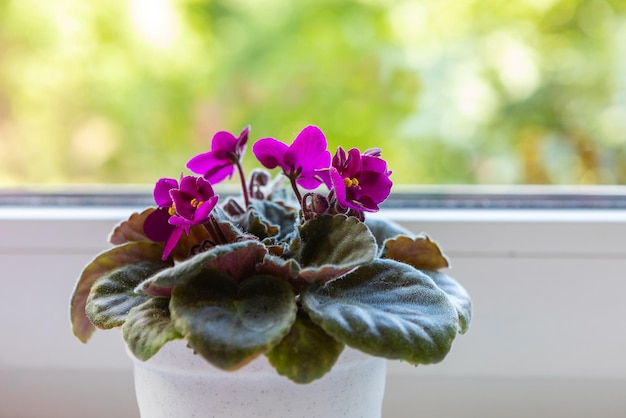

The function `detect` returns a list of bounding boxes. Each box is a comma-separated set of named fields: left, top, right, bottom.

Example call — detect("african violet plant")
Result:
left=70, top=125, right=472, bottom=383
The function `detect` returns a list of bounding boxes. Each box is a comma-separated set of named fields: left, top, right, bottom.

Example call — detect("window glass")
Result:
left=0, top=0, right=624, bottom=186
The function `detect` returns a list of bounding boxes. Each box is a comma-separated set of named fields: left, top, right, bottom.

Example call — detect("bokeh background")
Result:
left=0, top=0, right=625, bottom=185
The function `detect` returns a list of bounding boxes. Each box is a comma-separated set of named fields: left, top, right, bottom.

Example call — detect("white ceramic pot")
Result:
left=128, top=340, right=387, bottom=418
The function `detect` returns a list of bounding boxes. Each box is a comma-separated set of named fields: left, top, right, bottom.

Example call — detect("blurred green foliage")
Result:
left=0, top=0, right=624, bottom=185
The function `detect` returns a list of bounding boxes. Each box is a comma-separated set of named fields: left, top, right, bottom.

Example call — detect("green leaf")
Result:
left=123, top=297, right=182, bottom=361
left=382, top=234, right=450, bottom=270
left=170, top=271, right=297, bottom=370
left=70, top=241, right=167, bottom=343
left=421, top=270, right=473, bottom=334
left=257, top=255, right=301, bottom=282
left=266, top=311, right=344, bottom=384
left=140, top=240, right=267, bottom=292
left=86, top=260, right=168, bottom=329
left=301, top=259, right=459, bottom=365
left=248, top=199, right=297, bottom=239
left=244, top=208, right=280, bottom=239
left=299, top=214, right=377, bottom=269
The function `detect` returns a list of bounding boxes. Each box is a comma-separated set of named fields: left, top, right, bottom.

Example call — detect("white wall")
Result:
left=2, top=207, right=626, bottom=417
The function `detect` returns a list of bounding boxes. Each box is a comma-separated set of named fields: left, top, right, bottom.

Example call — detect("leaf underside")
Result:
left=383, top=234, right=450, bottom=270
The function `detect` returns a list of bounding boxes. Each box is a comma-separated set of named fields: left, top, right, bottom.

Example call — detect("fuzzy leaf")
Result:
left=299, top=214, right=377, bottom=269
left=86, top=260, right=168, bottom=329
left=383, top=234, right=450, bottom=270
left=123, top=297, right=182, bottom=361
left=256, top=255, right=301, bottom=282
left=301, top=259, right=459, bottom=365
left=170, top=271, right=297, bottom=370
left=249, top=199, right=297, bottom=239
left=422, top=270, right=473, bottom=334
left=244, top=208, right=280, bottom=239
left=297, top=264, right=358, bottom=285
left=70, top=242, right=168, bottom=342
left=171, top=224, right=214, bottom=261
left=107, top=209, right=214, bottom=261
left=266, top=311, right=344, bottom=383
left=140, top=240, right=267, bottom=292
left=109, top=209, right=155, bottom=245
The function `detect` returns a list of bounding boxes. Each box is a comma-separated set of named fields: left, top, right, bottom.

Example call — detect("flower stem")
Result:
left=288, top=174, right=303, bottom=210
left=235, top=160, right=250, bottom=208
left=210, top=215, right=228, bottom=244
left=204, top=215, right=228, bottom=245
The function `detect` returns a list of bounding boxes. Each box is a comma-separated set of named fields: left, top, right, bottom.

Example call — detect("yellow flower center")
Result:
left=190, top=198, right=204, bottom=208
left=168, top=204, right=177, bottom=216
left=344, top=177, right=359, bottom=188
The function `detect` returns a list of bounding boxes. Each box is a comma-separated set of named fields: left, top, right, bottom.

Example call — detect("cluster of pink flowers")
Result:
left=144, top=125, right=392, bottom=259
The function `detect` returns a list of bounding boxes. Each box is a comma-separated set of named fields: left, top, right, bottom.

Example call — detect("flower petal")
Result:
left=153, top=178, right=178, bottom=207
left=285, top=126, right=330, bottom=176
left=343, top=148, right=362, bottom=178
left=194, top=176, right=216, bottom=199
left=143, top=207, right=176, bottom=242
left=211, top=130, right=239, bottom=156
left=234, top=126, right=250, bottom=156
left=193, top=195, right=219, bottom=223
left=252, top=138, right=289, bottom=170
left=358, top=171, right=393, bottom=204
left=186, top=152, right=234, bottom=183
left=329, top=168, right=347, bottom=208
left=162, top=227, right=184, bottom=260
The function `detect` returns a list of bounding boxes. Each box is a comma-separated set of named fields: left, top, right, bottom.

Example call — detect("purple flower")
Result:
left=252, top=125, right=331, bottom=189
left=144, top=175, right=219, bottom=259
left=187, top=126, right=250, bottom=184
left=324, top=147, right=392, bottom=212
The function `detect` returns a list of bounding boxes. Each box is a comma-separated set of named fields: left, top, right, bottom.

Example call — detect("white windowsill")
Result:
left=2, top=200, right=626, bottom=417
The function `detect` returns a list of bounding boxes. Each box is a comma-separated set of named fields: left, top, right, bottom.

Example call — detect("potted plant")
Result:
left=70, top=125, right=472, bottom=418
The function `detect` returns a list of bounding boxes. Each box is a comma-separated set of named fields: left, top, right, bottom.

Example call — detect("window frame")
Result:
left=2, top=187, right=626, bottom=417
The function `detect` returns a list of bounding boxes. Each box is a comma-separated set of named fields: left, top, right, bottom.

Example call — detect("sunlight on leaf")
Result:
left=86, top=260, right=169, bottom=329
left=266, top=311, right=344, bottom=383
left=383, top=234, right=450, bottom=270
left=70, top=242, right=168, bottom=342
left=123, top=297, right=182, bottom=361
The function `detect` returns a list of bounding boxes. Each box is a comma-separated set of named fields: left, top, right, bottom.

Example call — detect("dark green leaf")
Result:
left=422, top=270, right=473, bottom=334
left=255, top=199, right=297, bottom=238
left=170, top=271, right=297, bottom=370
left=256, top=254, right=301, bottom=282
left=244, top=208, right=280, bottom=239
left=301, top=259, right=459, bottom=365
left=140, top=240, right=267, bottom=291
left=123, top=297, right=182, bottom=361
left=70, top=242, right=167, bottom=342
left=299, top=214, right=377, bottom=269
left=266, top=311, right=344, bottom=383
left=245, top=199, right=297, bottom=240
left=86, top=260, right=168, bottom=329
